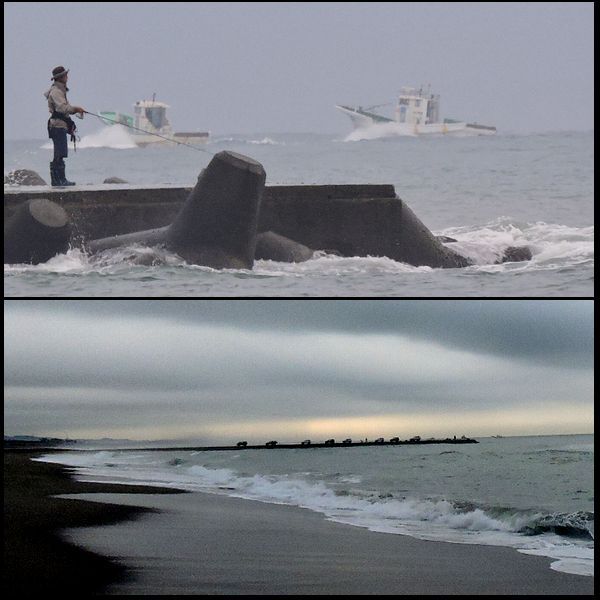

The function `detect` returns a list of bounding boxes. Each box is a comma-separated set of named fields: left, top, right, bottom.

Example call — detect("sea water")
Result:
left=37, top=434, right=594, bottom=577
left=4, top=129, right=594, bottom=297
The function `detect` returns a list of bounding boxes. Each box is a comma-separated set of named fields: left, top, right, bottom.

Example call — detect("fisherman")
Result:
left=44, top=66, right=85, bottom=186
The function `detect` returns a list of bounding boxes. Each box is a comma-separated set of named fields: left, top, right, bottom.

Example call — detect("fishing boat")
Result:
left=336, top=86, right=496, bottom=136
left=99, top=96, right=209, bottom=147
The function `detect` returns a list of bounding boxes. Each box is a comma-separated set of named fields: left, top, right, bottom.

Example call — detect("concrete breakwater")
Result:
left=4, top=180, right=470, bottom=268
left=5, top=152, right=532, bottom=268
left=3, top=183, right=400, bottom=243
left=67, top=437, right=478, bottom=453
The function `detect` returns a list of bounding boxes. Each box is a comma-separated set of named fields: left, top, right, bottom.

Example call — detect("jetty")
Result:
left=4, top=181, right=470, bottom=268
left=4, top=152, right=532, bottom=268
left=4, top=183, right=399, bottom=245
left=4, top=435, right=478, bottom=452
left=112, top=436, right=479, bottom=452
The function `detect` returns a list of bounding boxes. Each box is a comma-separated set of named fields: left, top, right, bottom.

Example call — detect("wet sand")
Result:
left=5, top=450, right=594, bottom=595
left=61, top=491, right=594, bottom=595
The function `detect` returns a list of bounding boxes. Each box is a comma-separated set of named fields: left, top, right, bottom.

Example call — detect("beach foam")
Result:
left=36, top=449, right=594, bottom=577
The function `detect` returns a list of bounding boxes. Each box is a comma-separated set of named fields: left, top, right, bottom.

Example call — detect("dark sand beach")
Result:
left=5, top=451, right=594, bottom=595
left=3, top=450, right=184, bottom=595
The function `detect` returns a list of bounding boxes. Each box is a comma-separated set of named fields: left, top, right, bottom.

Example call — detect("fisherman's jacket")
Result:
left=44, top=81, right=77, bottom=130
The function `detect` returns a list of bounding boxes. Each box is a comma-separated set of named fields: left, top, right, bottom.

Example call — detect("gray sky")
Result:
left=4, top=300, right=593, bottom=441
left=4, top=2, right=594, bottom=139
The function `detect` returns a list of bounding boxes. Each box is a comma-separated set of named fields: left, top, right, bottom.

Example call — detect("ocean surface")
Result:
left=4, top=128, right=594, bottom=297
left=37, top=434, right=594, bottom=577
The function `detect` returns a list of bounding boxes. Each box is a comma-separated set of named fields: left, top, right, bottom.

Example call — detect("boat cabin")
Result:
left=133, top=99, right=173, bottom=135
left=395, top=86, right=440, bottom=125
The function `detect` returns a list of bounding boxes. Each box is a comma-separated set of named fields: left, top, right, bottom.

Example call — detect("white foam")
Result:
left=248, top=137, right=282, bottom=145
left=440, top=219, right=594, bottom=268
left=519, top=545, right=595, bottom=577
left=344, top=122, right=418, bottom=141
left=254, top=253, right=433, bottom=276
left=209, top=135, right=283, bottom=146
left=3, top=247, right=91, bottom=272
left=4, top=245, right=184, bottom=274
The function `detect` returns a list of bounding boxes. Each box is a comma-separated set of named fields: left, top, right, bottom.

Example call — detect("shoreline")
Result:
left=59, top=491, right=595, bottom=595
left=5, top=451, right=594, bottom=595
left=3, top=450, right=185, bottom=595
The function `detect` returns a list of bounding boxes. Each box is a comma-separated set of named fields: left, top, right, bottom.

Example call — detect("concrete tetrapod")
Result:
left=255, top=231, right=314, bottom=263
left=87, top=151, right=266, bottom=269
left=4, top=198, right=71, bottom=264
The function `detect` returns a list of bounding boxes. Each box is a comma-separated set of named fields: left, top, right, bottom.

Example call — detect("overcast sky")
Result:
left=4, top=300, right=593, bottom=442
left=4, top=2, right=594, bottom=140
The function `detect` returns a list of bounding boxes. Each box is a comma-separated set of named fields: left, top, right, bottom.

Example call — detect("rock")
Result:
left=4, top=169, right=47, bottom=186
left=498, top=246, right=533, bottom=263
left=393, top=202, right=472, bottom=268
left=255, top=231, right=314, bottom=262
left=436, top=235, right=458, bottom=243
left=103, top=176, right=129, bottom=184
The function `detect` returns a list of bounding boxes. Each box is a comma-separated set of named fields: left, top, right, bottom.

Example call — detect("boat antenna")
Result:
left=84, top=110, right=215, bottom=155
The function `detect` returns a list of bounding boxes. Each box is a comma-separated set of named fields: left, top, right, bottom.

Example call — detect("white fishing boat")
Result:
left=336, top=86, right=496, bottom=136
left=99, top=96, right=209, bottom=147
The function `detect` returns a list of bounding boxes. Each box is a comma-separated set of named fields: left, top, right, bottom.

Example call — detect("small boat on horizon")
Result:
left=99, top=95, right=209, bottom=147
left=336, top=85, right=496, bottom=137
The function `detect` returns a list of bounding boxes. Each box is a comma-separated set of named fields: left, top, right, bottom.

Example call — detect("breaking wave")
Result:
left=4, top=218, right=591, bottom=277
left=210, top=136, right=284, bottom=146
left=36, top=451, right=594, bottom=577
left=438, top=218, right=594, bottom=268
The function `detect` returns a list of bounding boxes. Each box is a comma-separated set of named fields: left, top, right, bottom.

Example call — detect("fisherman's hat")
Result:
left=51, top=66, right=69, bottom=80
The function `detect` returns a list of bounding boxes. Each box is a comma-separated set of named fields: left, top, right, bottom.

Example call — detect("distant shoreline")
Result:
left=5, top=431, right=594, bottom=453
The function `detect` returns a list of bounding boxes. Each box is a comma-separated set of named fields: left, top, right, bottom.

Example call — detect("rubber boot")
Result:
left=57, top=159, right=75, bottom=186
left=50, top=161, right=62, bottom=186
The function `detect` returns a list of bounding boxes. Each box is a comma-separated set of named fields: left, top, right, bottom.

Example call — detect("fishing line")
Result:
left=83, top=110, right=215, bottom=155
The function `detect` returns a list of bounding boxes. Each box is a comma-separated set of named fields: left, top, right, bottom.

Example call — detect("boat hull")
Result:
left=336, top=105, right=496, bottom=137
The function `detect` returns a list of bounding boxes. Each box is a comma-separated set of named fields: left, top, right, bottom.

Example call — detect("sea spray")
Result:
left=41, top=124, right=137, bottom=150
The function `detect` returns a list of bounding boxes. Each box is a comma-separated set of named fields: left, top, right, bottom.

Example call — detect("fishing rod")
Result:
left=83, top=110, right=215, bottom=155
